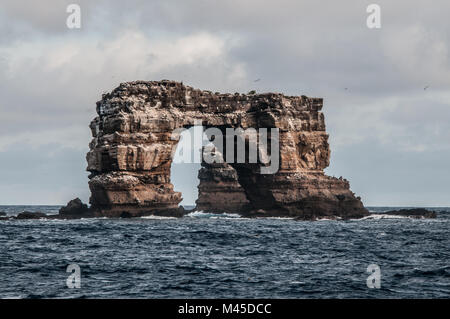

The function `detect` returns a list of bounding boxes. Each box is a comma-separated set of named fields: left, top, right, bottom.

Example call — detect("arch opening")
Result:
left=170, top=125, right=256, bottom=214
left=170, top=126, right=202, bottom=210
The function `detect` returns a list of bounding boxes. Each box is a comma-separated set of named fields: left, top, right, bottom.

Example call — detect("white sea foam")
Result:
left=357, top=214, right=411, bottom=220
left=261, top=217, right=295, bottom=220
left=186, top=211, right=243, bottom=219
left=315, top=218, right=337, bottom=221
left=140, top=215, right=177, bottom=220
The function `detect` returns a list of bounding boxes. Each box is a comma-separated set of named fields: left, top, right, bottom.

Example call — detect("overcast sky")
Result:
left=0, top=0, right=449, bottom=206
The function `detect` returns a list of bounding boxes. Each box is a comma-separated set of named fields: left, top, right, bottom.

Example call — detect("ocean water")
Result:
left=0, top=205, right=448, bottom=299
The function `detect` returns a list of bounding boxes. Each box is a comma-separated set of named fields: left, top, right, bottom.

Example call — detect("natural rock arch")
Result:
left=86, top=80, right=368, bottom=219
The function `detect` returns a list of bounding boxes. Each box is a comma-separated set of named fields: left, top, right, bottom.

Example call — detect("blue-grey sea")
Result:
left=0, top=206, right=449, bottom=299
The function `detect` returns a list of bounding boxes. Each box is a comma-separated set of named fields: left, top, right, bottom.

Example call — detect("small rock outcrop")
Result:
left=0, top=199, right=93, bottom=220
left=85, top=80, right=369, bottom=219
left=58, top=198, right=92, bottom=217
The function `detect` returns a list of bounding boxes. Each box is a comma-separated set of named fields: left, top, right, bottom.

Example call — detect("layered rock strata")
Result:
left=196, top=161, right=251, bottom=214
left=86, top=80, right=368, bottom=219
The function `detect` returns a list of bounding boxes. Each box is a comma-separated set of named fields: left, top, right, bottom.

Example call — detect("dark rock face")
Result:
left=381, top=208, right=437, bottom=219
left=86, top=80, right=369, bottom=219
left=59, top=198, right=91, bottom=217
left=16, top=211, right=47, bottom=219
left=4, top=199, right=92, bottom=220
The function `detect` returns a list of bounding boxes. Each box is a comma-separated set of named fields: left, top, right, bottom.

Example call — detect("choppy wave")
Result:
left=0, top=205, right=449, bottom=298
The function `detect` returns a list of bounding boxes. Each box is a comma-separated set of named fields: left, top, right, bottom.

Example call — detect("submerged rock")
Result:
left=380, top=208, right=437, bottom=219
left=16, top=211, right=47, bottom=219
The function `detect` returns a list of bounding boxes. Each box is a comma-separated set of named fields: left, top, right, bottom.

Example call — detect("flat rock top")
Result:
left=97, top=80, right=324, bottom=114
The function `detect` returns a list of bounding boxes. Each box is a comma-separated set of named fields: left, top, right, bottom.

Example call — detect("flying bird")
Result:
left=424, top=86, right=429, bottom=90
left=254, top=78, right=261, bottom=82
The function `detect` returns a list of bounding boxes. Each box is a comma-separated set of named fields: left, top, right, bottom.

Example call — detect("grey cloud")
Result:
left=0, top=143, right=90, bottom=204
left=0, top=0, right=449, bottom=205
left=327, top=141, right=450, bottom=207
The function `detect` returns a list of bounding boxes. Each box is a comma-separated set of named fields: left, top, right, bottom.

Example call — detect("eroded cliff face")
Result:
left=86, top=80, right=368, bottom=219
